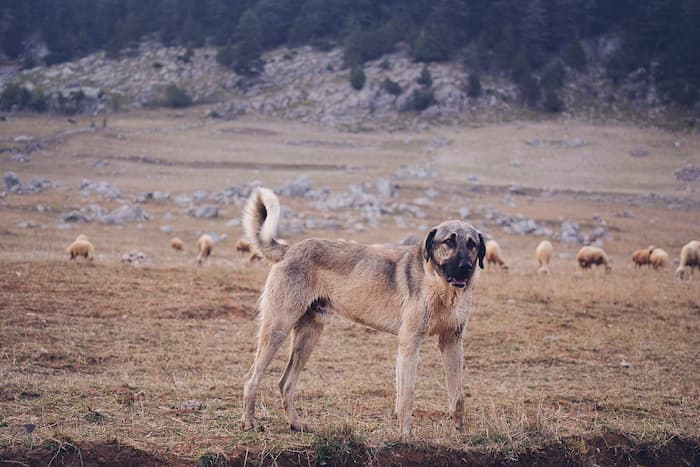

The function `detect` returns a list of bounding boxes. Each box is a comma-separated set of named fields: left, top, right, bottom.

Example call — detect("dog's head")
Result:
left=422, top=221, right=485, bottom=288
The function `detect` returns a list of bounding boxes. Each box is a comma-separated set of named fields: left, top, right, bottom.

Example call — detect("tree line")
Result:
left=1, top=0, right=699, bottom=106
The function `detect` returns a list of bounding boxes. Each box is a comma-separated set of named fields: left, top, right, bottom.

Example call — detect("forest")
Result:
left=1, top=0, right=699, bottom=106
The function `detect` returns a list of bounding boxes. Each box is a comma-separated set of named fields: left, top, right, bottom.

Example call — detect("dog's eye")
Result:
left=444, top=236, right=456, bottom=248
left=466, top=238, right=475, bottom=248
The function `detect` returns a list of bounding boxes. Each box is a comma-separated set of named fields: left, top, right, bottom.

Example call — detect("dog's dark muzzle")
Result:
left=445, top=260, right=473, bottom=288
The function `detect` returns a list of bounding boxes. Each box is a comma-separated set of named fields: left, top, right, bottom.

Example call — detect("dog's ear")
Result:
left=477, top=232, right=486, bottom=269
left=423, top=228, right=437, bottom=263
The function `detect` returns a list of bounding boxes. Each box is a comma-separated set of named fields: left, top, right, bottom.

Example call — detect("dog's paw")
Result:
left=241, top=418, right=264, bottom=432
left=289, top=419, right=311, bottom=433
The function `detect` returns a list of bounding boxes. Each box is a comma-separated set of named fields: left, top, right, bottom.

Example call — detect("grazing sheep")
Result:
left=485, top=239, right=508, bottom=270
left=632, top=245, right=655, bottom=268
left=76, top=234, right=89, bottom=242
left=196, top=234, right=214, bottom=264
left=248, top=251, right=264, bottom=262
left=576, top=246, right=612, bottom=272
left=675, top=240, right=700, bottom=280
left=67, top=238, right=94, bottom=261
left=171, top=237, right=184, bottom=251
left=536, top=240, right=553, bottom=275
left=649, top=248, right=669, bottom=270
left=235, top=238, right=253, bottom=255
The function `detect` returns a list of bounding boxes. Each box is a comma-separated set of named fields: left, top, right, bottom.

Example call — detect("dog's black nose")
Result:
left=458, top=260, right=473, bottom=275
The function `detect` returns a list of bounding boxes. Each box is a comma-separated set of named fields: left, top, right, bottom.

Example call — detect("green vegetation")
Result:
left=1, top=0, right=698, bottom=106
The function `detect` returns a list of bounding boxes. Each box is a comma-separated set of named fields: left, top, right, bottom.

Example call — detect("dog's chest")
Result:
left=426, top=288, right=472, bottom=336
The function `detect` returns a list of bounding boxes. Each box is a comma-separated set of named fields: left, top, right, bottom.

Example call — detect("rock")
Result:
left=616, top=211, right=634, bottom=218
left=674, top=165, right=700, bottom=182
left=560, top=221, right=581, bottom=244
left=17, top=220, right=39, bottom=228
left=225, top=218, right=241, bottom=227
left=198, top=231, right=226, bottom=243
left=458, top=207, right=470, bottom=218
left=137, top=191, right=170, bottom=202
left=160, top=225, right=175, bottom=233
left=61, top=210, right=90, bottom=223
left=502, top=195, right=517, bottom=207
left=121, top=251, right=150, bottom=265
left=191, top=191, right=208, bottom=203
left=179, top=400, right=204, bottom=411
left=4, top=172, right=21, bottom=192
left=400, top=234, right=420, bottom=246
left=10, top=153, right=29, bottom=163
left=278, top=175, right=312, bottom=197
left=173, top=195, right=192, bottom=207
left=191, top=204, right=219, bottom=218
left=24, top=177, right=52, bottom=194
left=80, top=179, right=121, bottom=199
left=629, top=149, right=649, bottom=158
left=376, top=178, right=396, bottom=198
left=102, top=204, right=150, bottom=224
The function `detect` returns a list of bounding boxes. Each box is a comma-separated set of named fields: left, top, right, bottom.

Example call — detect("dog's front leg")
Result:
left=395, top=324, right=426, bottom=438
left=438, top=332, right=465, bottom=431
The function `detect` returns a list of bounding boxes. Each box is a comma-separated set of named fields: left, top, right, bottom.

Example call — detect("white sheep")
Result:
left=67, top=237, right=94, bottom=261
left=675, top=240, right=700, bottom=280
left=196, top=234, right=214, bottom=264
left=485, top=239, right=508, bottom=270
left=235, top=238, right=253, bottom=255
left=535, top=240, right=553, bottom=275
left=576, top=245, right=611, bottom=272
left=632, top=245, right=655, bottom=268
left=171, top=237, right=184, bottom=251
left=649, top=248, right=669, bottom=270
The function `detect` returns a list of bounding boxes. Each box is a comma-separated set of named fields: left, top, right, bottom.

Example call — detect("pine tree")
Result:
left=233, top=8, right=263, bottom=76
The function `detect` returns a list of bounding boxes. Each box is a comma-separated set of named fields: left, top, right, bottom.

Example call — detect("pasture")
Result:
left=1, top=110, right=699, bottom=465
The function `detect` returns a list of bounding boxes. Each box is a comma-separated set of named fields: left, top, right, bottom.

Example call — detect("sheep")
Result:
left=235, top=238, right=253, bottom=255
left=196, top=234, right=214, bottom=264
left=248, top=251, right=264, bottom=262
left=675, top=240, right=700, bottom=280
left=649, top=248, right=669, bottom=270
left=67, top=238, right=94, bottom=261
left=171, top=237, right=184, bottom=251
left=485, top=239, right=508, bottom=270
left=576, top=245, right=612, bottom=272
left=76, top=234, right=89, bottom=242
left=632, top=245, right=655, bottom=268
left=535, top=240, right=553, bottom=275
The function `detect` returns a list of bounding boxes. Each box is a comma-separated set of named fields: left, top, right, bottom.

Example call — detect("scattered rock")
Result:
left=102, top=204, right=150, bottom=224
left=225, top=218, right=241, bottom=227
left=121, top=251, right=150, bottom=265
left=179, top=400, right=204, bottom=411
left=629, top=149, right=650, bottom=158
left=4, top=171, right=21, bottom=193
left=80, top=179, right=121, bottom=199
left=24, top=177, right=52, bottom=194
left=277, top=175, right=312, bottom=197
left=10, top=153, right=29, bottom=163
left=190, top=204, right=219, bottom=218
left=137, top=191, right=170, bottom=202
left=159, top=225, right=175, bottom=233
left=17, top=220, right=39, bottom=228
left=674, top=165, right=700, bottom=182
left=60, top=210, right=90, bottom=223
left=560, top=221, right=581, bottom=244
left=376, top=178, right=396, bottom=198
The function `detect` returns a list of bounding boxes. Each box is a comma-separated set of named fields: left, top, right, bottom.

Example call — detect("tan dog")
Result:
left=240, top=188, right=485, bottom=437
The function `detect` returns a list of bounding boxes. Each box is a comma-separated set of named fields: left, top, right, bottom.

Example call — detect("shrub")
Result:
left=349, top=65, right=366, bottom=90
left=163, top=84, right=192, bottom=108
left=565, top=40, right=587, bottom=71
left=467, top=74, right=482, bottom=98
left=541, top=61, right=565, bottom=91
left=417, top=65, right=432, bottom=87
left=382, top=78, right=402, bottom=96
left=0, top=82, right=31, bottom=110
left=519, top=74, right=540, bottom=107
left=543, top=89, right=564, bottom=113
left=409, top=88, right=435, bottom=111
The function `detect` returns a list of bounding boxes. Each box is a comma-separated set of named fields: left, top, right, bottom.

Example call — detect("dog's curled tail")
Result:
left=243, top=187, right=288, bottom=263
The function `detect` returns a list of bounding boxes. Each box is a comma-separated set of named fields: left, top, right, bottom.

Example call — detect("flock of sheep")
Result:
left=481, top=238, right=700, bottom=280
left=67, top=230, right=700, bottom=281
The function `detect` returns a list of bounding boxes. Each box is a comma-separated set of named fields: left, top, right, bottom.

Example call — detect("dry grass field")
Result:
left=1, top=109, right=699, bottom=465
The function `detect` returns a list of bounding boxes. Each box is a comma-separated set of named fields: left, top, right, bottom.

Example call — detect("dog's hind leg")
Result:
left=279, top=309, right=325, bottom=431
left=241, top=318, right=292, bottom=431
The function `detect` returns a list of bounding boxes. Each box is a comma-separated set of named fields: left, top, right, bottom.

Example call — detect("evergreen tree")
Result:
left=256, top=0, right=303, bottom=48
left=520, top=0, right=548, bottom=67
left=349, top=64, right=366, bottom=90
left=467, top=73, right=482, bottom=98
left=417, top=65, right=433, bottom=87
left=288, top=0, right=331, bottom=45
left=233, top=8, right=263, bottom=76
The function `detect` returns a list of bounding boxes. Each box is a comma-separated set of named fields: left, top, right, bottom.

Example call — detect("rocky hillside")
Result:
left=0, top=38, right=695, bottom=130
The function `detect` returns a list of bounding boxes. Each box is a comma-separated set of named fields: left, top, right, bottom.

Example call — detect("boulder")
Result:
left=102, top=204, right=150, bottom=224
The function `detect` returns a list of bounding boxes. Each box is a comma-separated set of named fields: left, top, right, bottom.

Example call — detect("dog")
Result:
left=240, top=188, right=485, bottom=437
